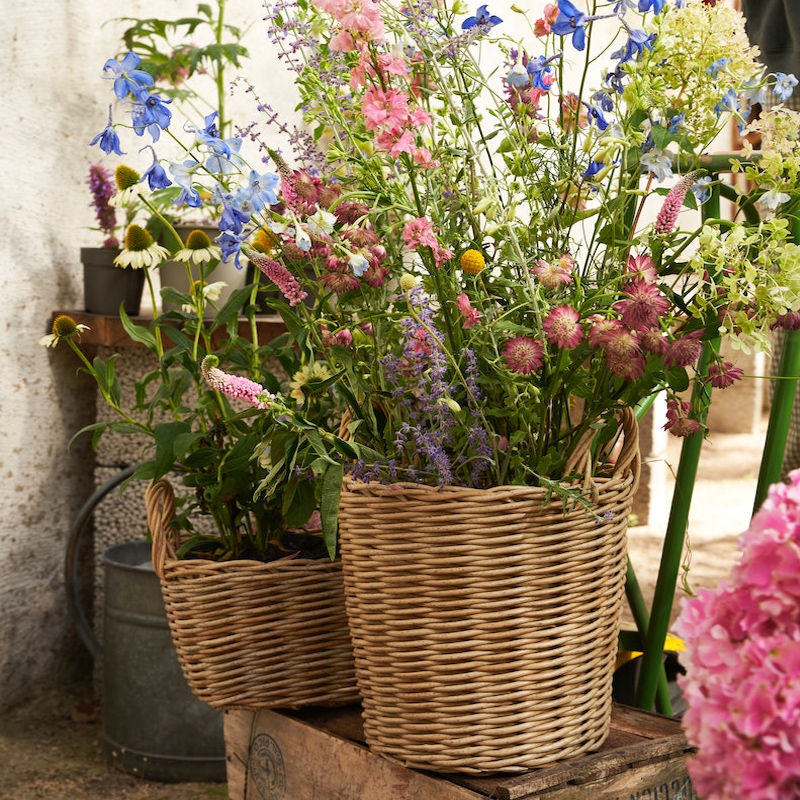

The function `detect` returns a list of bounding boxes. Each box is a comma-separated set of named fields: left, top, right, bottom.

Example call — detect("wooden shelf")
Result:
left=50, top=311, right=287, bottom=348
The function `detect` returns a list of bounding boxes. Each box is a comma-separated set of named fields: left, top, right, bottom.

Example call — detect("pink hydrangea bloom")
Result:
left=675, top=470, right=800, bottom=799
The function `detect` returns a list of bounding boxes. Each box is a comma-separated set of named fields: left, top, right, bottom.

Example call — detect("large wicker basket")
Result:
left=145, top=479, right=359, bottom=711
left=337, top=408, right=640, bottom=774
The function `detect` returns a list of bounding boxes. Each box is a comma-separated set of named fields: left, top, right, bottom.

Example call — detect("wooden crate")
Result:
left=224, top=703, right=697, bottom=800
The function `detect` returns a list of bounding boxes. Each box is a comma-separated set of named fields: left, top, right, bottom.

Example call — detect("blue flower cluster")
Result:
left=89, top=51, right=282, bottom=268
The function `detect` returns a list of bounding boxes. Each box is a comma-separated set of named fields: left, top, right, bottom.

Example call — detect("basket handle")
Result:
left=564, top=407, right=641, bottom=495
left=146, top=478, right=178, bottom=580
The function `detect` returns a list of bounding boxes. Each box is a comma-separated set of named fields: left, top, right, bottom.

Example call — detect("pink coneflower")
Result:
left=455, top=293, right=481, bottom=329
left=654, top=172, right=699, bottom=235
left=250, top=252, right=308, bottom=307
left=626, top=253, right=658, bottom=283
left=543, top=305, right=583, bottom=349
left=664, top=399, right=702, bottom=437
left=665, top=331, right=704, bottom=368
left=706, top=361, right=744, bottom=389
left=503, top=335, right=544, bottom=374
left=532, top=255, right=574, bottom=288
left=613, top=281, right=670, bottom=330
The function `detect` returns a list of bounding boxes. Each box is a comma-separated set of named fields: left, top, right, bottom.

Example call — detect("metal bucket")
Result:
left=102, top=540, right=226, bottom=782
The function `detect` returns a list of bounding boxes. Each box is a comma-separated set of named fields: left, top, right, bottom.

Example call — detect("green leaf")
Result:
left=120, top=308, right=157, bottom=350
left=152, top=421, right=192, bottom=478
left=320, top=462, right=343, bottom=559
left=666, top=367, right=690, bottom=393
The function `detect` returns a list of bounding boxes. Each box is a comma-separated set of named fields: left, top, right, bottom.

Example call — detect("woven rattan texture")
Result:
left=146, top=479, right=359, bottom=711
left=338, top=411, right=639, bottom=774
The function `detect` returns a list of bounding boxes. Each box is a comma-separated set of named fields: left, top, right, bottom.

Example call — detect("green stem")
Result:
left=634, top=338, right=719, bottom=710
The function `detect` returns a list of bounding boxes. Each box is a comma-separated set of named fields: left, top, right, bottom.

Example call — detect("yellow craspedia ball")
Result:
left=460, top=249, right=486, bottom=275
left=399, top=273, right=417, bottom=291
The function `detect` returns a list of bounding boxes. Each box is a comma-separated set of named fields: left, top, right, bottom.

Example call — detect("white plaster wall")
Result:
left=0, top=0, right=300, bottom=711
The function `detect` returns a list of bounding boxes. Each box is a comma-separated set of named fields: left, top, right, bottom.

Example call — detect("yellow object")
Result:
left=615, top=634, right=684, bottom=672
left=460, top=249, right=486, bottom=275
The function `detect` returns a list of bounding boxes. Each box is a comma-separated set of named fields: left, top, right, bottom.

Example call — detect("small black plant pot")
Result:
left=81, top=247, right=145, bottom=316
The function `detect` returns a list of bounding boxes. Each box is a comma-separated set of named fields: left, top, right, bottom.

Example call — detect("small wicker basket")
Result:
left=338, top=408, right=640, bottom=774
left=145, top=478, right=359, bottom=711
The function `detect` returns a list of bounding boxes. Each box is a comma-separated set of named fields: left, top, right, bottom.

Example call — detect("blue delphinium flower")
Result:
left=612, top=26, right=656, bottom=64
left=527, top=54, right=558, bottom=90
left=582, top=160, right=604, bottom=179
left=740, top=75, right=767, bottom=108
left=638, top=0, right=665, bottom=13
left=585, top=100, right=610, bottom=130
left=691, top=175, right=713, bottom=204
left=774, top=72, right=799, bottom=102
left=140, top=148, right=172, bottom=190
left=218, top=229, right=250, bottom=269
left=102, top=52, right=154, bottom=100
left=706, top=57, right=731, bottom=78
left=668, top=113, right=685, bottom=134
left=551, top=0, right=587, bottom=51
left=640, top=146, right=673, bottom=182
left=714, top=88, right=740, bottom=116
left=89, top=106, right=124, bottom=155
left=247, top=170, right=280, bottom=209
left=130, top=89, right=172, bottom=141
left=169, top=160, right=203, bottom=207
left=461, top=5, right=502, bottom=31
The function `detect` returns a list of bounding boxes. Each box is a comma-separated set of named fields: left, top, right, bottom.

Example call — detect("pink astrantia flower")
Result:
left=455, top=293, right=480, bottom=329
left=201, top=357, right=274, bottom=409
left=502, top=335, right=544, bottom=374
left=626, top=253, right=658, bottom=283
left=250, top=252, right=308, bottom=307
left=532, top=254, right=575, bottom=288
left=675, top=469, right=800, bottom=799
left=663, top=398, right=701, bottom=437
left=543, top=305, right=583, bottom=349
left=706, top=361, right=745, bottom=389
left=613, top=281, right=670, bottom=330
left=664, top=330, right=704, bottom=368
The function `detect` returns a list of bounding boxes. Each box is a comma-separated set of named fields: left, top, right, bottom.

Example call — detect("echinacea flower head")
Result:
left=172, top=229, right=222, bottom=264
left=503, top=335, right=544, bottom=374
left=39, top=315, right=90, bottom=348
left=115, top=164, right=141, bottom=192
left=114, top=225, right=170, bottom=269
left=543, top=305, right=583, bottom=349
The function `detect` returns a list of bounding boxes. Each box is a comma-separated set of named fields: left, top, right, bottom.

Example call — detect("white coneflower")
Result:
left=114, top=224, right=170, bottom=269
left=172, top=228, right=222, bottom=265
left=39, top=314, right=89, bottom=348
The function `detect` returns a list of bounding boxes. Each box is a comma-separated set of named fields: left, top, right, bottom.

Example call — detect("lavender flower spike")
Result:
left=201, top=356, right=274, bottom=409
left=654, top=171, right=701, bottom=235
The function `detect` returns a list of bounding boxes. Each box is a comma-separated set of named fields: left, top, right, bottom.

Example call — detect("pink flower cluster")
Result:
left=402, top=217, right=454, bottom=268
left=311, top=0, right=384, bottom=51
left=201, top=357, right=274, bottom=410
left=674, top=471, right=800, bottom=799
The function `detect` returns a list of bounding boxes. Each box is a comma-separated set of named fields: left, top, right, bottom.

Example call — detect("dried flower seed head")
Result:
left=115, top=164, right=141, bottom=191
left=460, top=249, right=486, bottom=275
left=399, top=273, right=417, bottom=291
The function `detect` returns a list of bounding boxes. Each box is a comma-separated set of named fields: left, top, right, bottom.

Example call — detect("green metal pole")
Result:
left=634, top=339, right=719, bottom=710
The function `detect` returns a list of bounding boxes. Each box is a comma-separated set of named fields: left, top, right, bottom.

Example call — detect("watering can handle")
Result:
left=64, top=464, right=138, bottom=659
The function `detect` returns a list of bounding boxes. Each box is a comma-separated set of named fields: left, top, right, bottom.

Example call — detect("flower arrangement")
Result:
left=674, top=470, right=800, bottom=799
left=68, top=0, right=800, bottom=552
